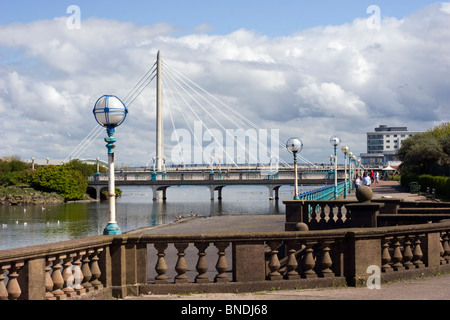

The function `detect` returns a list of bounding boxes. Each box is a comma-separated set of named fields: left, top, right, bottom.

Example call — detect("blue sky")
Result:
left=0, top=1, right=449, bottom=165
left=0, top=0, right=442, bottom=36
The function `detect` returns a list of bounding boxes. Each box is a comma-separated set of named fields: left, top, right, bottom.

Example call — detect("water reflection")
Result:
left=0, top=185, right=313, bottom=250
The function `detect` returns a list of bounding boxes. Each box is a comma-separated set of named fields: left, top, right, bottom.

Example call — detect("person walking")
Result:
left=362, top=172, right=371, bottom=186
left=355, top=176, right=361, bottom=189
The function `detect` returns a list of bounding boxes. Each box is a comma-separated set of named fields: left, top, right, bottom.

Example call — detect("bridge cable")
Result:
left=162, top=61, right=317, bottom=167
left=162, top=68, right=238, bottom=167
left=163, top=64, right=246, bottom=166
left=162, top=61, right=285, bottom=167
left=65, top=61, right=158, bottom=162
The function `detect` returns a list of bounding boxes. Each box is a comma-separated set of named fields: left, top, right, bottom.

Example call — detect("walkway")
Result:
left=126, top=180, right=450, bottom=300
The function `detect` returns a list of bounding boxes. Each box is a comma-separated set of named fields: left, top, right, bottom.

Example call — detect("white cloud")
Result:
left=0, top=4, right=449, bottom=166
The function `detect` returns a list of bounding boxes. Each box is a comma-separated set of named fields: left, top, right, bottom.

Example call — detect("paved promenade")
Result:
left=126, top=180, right=450, bottom=300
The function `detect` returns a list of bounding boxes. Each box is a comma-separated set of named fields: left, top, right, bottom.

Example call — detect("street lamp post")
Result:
left=96, top=157, right=100, bottom=175
left=341, top=146, right=349, bottom=198
left=286, top=137, right=303, bottom=200
left=152, top=156, right=157, bottom=181
left=209, top=156, right=215, bottom=180
left=162, top=157, right=166, bottom=180
left=93, top=95, right=128, bottom=235
left=330, top=135, right=341, bottom=199
left=348, top=152, right=354, bottom=191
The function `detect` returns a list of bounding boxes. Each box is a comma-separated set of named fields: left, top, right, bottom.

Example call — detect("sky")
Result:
left=0, top=0, right=449, bottom=167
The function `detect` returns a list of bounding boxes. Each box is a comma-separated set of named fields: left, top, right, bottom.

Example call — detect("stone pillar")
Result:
left=232, top=242, right=266, bottom=282
left=18, top=258, right=45, bottom=300
left=372, top=198, right=402, bottom=214
left=346, top=202, right=384, bottom=228
left=422, top=232, right=441, bottom=268
left=110, top=239, right=147, bottom=298
left=345, top=232, right=381, bottom=286
left=284, top=201, right=307, bottom=231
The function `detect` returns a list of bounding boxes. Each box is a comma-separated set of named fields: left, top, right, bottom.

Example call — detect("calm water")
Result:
left=0, top=185, right=316, bottom=251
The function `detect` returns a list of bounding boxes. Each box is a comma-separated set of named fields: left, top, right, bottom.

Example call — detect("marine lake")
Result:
left=0, top=185, right=317, bottom=251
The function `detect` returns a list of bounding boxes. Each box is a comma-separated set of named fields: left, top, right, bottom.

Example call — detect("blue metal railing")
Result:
left=298, top=181, right=350, bottom=201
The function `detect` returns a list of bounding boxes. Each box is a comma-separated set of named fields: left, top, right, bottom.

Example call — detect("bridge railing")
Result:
left=2, top=220, right=450, bottom=299
left=89, top=170, right=335, bottom=182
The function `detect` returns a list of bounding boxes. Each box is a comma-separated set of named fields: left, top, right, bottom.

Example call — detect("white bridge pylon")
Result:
left=65, top=51, right=316, bottom=168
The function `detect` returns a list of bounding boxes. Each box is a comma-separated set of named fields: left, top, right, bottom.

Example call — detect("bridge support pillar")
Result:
left=209, top=186, right=224, bottom=201
left=152, top=186, right=169, bottom=201
left=267, top=185, right=281, bottom=201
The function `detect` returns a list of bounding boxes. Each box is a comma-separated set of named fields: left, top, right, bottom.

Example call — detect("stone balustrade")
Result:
left=2, top=220, right=450, bottom=300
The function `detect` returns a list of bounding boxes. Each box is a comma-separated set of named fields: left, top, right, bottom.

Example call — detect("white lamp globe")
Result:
left=330, top=135, right=341, bottom=147
left=93, top=95, right=128, bottom=129
left=286, top=137, right=303, bottom=154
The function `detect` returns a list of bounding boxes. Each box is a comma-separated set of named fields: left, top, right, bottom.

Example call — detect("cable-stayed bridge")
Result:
left=87, top=166, right=345, bottom=201
left=70, top=51, right=347, bottom=199
left=67, top=51, right=317, bottom=170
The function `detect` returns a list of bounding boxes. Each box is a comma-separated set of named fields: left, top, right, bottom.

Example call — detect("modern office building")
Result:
left=360, top=125, right=422, bottom=167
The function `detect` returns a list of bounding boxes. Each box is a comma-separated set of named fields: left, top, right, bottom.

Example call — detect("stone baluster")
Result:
left=62, top=253, right=76, bottom=297
left=391, top=236, right=404, bottom=271
left=319, top=205, right=327, bottom=224
left=337, top=204, right=346, bottom=222
left=443, top=232, right=450, bottom=264
left=72, top=251, right=86, bottom=296
left=45, top=257, right=56, bottom=300
left=308, top=207, right=318, bottom=228
left=402, top=235, right=414, bottom=269
left=318, top=240, right=334, bottom=277
left=412, top=234, right=425, bottom=268
left=440, top=234, right=446, bottom=265
left=90, top=248, right=103, bottom=290
left=0, top=264, right=9, bottom=300
left=174, top=243, right=189, bottom=283
left=214, top=242, right=230, bottom=282
left=6, top=262, right=23, bottom=300
left=336, top=205, right=344, bottom=225
left=51, top=255, right=66, bottom=300
left=154, top=243, right=169, bottom=284
left=267, top=241, right=283, bottom=280
left=302, top=241, right=317, bottom=278
left=81, top=249, right=93, bottom=293
left=194, top=242, right=210, bottom=283
left=381, top=237, right=392, bottom=272
left=284, top=241, right=299, bottom=280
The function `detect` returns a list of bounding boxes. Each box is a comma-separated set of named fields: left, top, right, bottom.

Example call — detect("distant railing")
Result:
left=88, top=170, right=346, bottom=182
left=2, top=219, right=450, bottom=300
left=298, top=181, right=348, bottom=201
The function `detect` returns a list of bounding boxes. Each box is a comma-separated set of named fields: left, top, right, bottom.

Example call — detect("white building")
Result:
left=360, top=125, right=422, bottom=168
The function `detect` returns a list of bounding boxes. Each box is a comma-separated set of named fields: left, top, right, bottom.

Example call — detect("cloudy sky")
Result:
left=1, top=0, right=449, bottom=167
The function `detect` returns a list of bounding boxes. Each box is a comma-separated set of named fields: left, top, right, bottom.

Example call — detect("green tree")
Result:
left=0, top=156, right=30, bottom=186
left=66, top=159, right=104, bottom=178
left=30, top=165, right=88, bottom=201
left=398, top=133, right=445, bottom=174
left=427, top=122, right=450, bottom=138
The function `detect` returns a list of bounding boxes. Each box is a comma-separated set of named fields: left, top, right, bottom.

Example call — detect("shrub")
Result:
left=30, top=165, right=88, bottom=201
left=401, top=173, right=450, bottom=197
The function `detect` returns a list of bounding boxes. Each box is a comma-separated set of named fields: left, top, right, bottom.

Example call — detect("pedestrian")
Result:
left=355, top=176, right=361, bottom=189
left=375, top=171, right=379, bottom=184
left=370, top=170, right=375, bottom=183
left=362, top=172, right=371, bottom=186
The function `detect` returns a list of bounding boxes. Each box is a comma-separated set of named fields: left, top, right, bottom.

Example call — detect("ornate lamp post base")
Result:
left=103, top=223, right=121, bottom=235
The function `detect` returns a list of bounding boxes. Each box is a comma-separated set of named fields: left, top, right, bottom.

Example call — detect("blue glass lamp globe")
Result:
left=330, top=135, right=341, bottom=147
left=93, top=95, right=128, bottom=132
left=286, top=138, right=303, bottom=154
